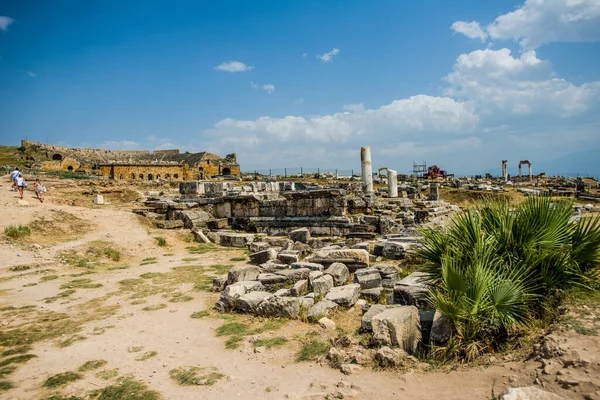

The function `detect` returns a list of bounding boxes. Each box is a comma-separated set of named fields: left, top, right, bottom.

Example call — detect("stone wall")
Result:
left=99, top=164, right=192, bottom=181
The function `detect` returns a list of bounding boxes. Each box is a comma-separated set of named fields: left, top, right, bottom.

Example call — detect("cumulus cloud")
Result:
left=487, top=0, right=600, bottom=49
left=262, top=84, right=275, bottom=95
left=0, top=16, right=14, bottom=31
left=317, top=48, right=340, bottom=63
left=214, top=61, right=254, bottom=72
left=451, top=21, right=488, bottom=42
left=445, top=48, right=600, bottom=117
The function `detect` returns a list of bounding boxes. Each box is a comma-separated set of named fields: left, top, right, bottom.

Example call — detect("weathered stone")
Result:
left=274, top=268, right=309, bottom=282
left=291, top=261, right=324, bottom=272
left=289, top=227, right=311, bottom=244
left=257, top=273, right=288, bottom=286
left=340, top=364, right=362, bottom=375
left=175, top=210, right=211, bottom=229
left=277, top=251, right=300, bottom=264
left=235, top=291, right=273, bottom=313
left=360, top=287, right=384, bottom=303
left=371, top=306, right=421, bottom=353
left=249, top=248, right=278, bottom=265
left=375, top=264, right=399, bottom=288
left=212, top=275, right=228, bottom=292
left=299, top=296, right=315, bottom=309
left=381, top=241, right=406, bottom=260
left=307, top=299, right=338, bottom=320
left=227, top=265, right=261, bottom=285
left=218, top=232, right=255, bottom=248
left=353, top=268, right=382, bottom=289
left=324, top=262, right=349, bottom=286
left=256, top=296, right=300, bottom=319
left=94, top=194, right=104, bottom=205
left=419, top=310, right=435, bottom=345
left=374, top=346, right=404, bottom=368
left=311, top=274, right=334, bottom=296
left=218, top=281, right=265, bottom=310
left=318, top=317, right=336, bottom=330
left=260, top=261, right=289, bottom=272
left=393, top=272, right=430, bottom=309
left=207, top=218, right=228, bottom=229
left=361, top=304, right=399, bottom=332
left=274, top=288, right=290, bottom=297
left=501, top=387, right=564, bottom=400
left=306, top=249, right=369, bottom=271
left=351, top=242, right=370, bottom=251
left=248, top=241, right=271, bottom=253
left=325, top=284, right=361, bottom=307
left=155, top=220, right=184, bottom=229
left=430, top=310, right=452, bottom=345
left=290, top=279, right=308, bottom=297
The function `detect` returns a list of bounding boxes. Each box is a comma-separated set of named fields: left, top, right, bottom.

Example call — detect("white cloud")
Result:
left=445, top=48, right=600, bottom=117
left=451, top=21, right=488, bottom=42
left=28, top=71, right=37, bottom=78
left=0, top=16, right=14, bottom=32
left=262, top=84, right=275, bottom=95
left=214, top=61, right=254, bottom=72
left=317, top=48, right=340, bottom=63
left=154, top=142, right=176, bottom=151
left=302, top=52, right=308, bottom=58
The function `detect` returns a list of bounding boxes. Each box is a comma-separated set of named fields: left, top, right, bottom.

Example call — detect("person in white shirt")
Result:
left=15, top=173, right=26, bottom=200
left=10, top=167, right=20, bottom=191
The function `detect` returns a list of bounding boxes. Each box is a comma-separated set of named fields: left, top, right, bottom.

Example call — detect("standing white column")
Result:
left=387, top=169, right=398, bottom=198
left=360, top=146, right=373, bottom=193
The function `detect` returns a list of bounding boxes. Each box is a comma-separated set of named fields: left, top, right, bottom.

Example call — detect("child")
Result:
left=15, top=173, right=27, bottom=200
left=33, top=178, right=45, bottom=203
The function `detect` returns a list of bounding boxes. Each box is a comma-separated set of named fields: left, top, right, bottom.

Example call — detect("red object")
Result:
left=423, top=165, right=447, bottom=179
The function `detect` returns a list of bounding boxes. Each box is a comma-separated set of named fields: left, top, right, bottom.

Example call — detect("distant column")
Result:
left=518, top=164, right=522, bottom=177
left=529, top=164, right=532, bottom=181
left=502, top=160, right=508, bottom=181
left=360, top=146, right=373, bottom=193
left=388, top=169, right=398, bottom=198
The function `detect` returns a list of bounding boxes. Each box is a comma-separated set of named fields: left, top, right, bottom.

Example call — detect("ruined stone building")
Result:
left=20, top=140, right=240, bottom=181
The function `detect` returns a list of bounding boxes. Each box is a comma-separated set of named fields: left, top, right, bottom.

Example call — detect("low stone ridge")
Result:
left=371, top=306, right=421, bottom=353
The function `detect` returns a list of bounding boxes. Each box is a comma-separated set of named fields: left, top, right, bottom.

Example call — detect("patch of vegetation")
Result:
left=140, top=272, right=162, bottom=279
left=4, top=224, right=31, bottom=239
left=45, top=395, right=83, bottom=400
left=127, top=346, right=143, bottom=353
left=135, top=351, right=157, bottom=361
left=40, top=275, right=59, bottom=282
left=254, top=337, right=287, bottom=349
left=190, top=311, right=210, bottom=319
left=1, top=346, right=32, bottom=357
left=92, top=325, right=115, bottom=335
left=44, top=289, right=76, bottom=303
left=60, top=278, right=102, bottom=289
left=419, top=197, right=600, bottom=361
left=181, top=257, right=199, bottom=262
left=168, top=366, right=225, bottom=386
left=43, top=371, right=82, bottom=388
left=230, top=257, right=246, bottom=262
left=296, top=340, right=329, bottom=362
left=0, top=380, right=14, bottom=391
left=10, top=265, right=31, bottom=272
left=167, top=293, right=193, bottom=303
left=90, top=377, right=161, bottom=399
left=162, top=253, right=174, bottom=256
left=562, top=316, right=598, bottom=336
left=0, top=366, right=16, bottom=378
left=23, top=282, right=37, bottom=287
left=0, top=354, right=37, bottom=367
left=78, top=360, right=108, bottom=372
left=60, top=241, right=122, bottom=270
left=186, top=243, right=230, bottom=255
left=155, top=237, right=167, bottom=247
left=57, top=334, right=86, bottom=348
left=130, top=300, right=146, bottom=305
left=107, top=265, right=129, bottom=271
left=215, top=319, right=287, bottom=349
left=95, top=368, right=119, bottom=380
left=141, top=304, right=167, bottom=311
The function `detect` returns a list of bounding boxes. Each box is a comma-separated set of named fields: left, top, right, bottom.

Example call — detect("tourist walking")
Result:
left=15, top=173, right=27, bottom=200
left=33, top=178, right=46, bottom=203
left=10, top=167, right=20, bottom=191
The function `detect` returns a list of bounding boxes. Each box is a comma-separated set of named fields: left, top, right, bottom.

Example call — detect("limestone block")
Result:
left=360, top=287, right=384, bottom=303
left=382, top=241, right=406, bottom=260
left=249, top=248, right=278, bottom=265
left=248, top=241, right=271, bottom=253
left=325, top=284, right=361, bottom=307
left=155, top=220, right=184, bottom=229
left=318, top=317, right=336, bottom=330
left=430, top=310, right=452, bottom=345
left=299, top=296, right=315, bottom=310
left=307, top=299, right=338, bottom=321
left=502, top=387, right=564, bottom=400
left=256, top=296, right=300, bottom=319
left=306, top=249, right=369, bottom=271
left=351, top=242, right=370, bottom=251
left=257, top=273, right=288, bottom=286
left=218, top=281, right=265, bottom=310
left=227, top=265, right=261, bottom=285
left=212, top=275, right=228, bottom=292
left=290, top=279, right=308, bottom=297
left=371, top=306, right=421, bottom=353
left=393, top=272, right=430, bottom=309
left=218, top=232, right=255, bottom=248
left=274, top=289, right=290, bottom=297
left=289, top=227, right=311, bottom=244
left=277, top=251, right=300, bottom=264
left=235, top=291, right=273, bottom=313
left=324, top=262, right=349, bottom=286
left=291, top=261, right=324, bottom=272
left=311, top=274, right=334, bottom=297
left=94, top=194, right=104, bottom=205
left=274, top=268, right=309, bottom=282
left=207, top=218, right=228, bottom=229
left=191, top=228, right=211, bottom=243
left=353, top=268, right=382, bottom=289
left=361, top=305, right=400, bottom=332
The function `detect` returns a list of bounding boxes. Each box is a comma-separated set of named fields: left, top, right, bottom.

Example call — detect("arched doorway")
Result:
left=222, top=167, right=231, bottom=175
left=52, top=154, right=63, bottom=161
left=139, top=174, right=144, bottom=179
left=67, top=166, right=74, bottom=171
left=173, top=173, right=179, bottom=179
left=148, top=174, right=153, bottom=181
left=165, top=174, right=170, bottom=179
left=131, top=173, right=136, bottom=179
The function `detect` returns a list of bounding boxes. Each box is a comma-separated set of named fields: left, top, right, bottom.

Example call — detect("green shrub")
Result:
left=155, top=237, right=167, bottom=247
left=419, top=197, right=600, bottom=360
left=4, top=225, right=31, bottom=239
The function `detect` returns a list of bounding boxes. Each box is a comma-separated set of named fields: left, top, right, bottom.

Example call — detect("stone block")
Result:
left=218, top=281, right=265, bottom=310
left=291, top=261, right=324, bottom=272
left=430, top=310, right=452, bottom=345
left=324, top=262, right=349, bottom=286
left=360, top=287, right=384, bottom=303
left=94, top=194, right=104, bottom=205
left=299, top=296, right=315, bottom=309
left=353, top=268, right=382, bottom=289
left=274, top=268, right=309, bottom=282
left=235, top=291, right=273, bottom=313
left=306, top=249, right=369, bottom=271
left=311, top=274, right=334, bottom=297
left=325, top=284, right=361, bottom=307
left=501, top=387, right=564, bottom=400
left=212, top=275, right=228, bottom=292
left=351, top=242, right=371, bottom=252
left=155, top=220, right=184, bottom=229
left=289, top=227, right=311, bottom=244
left=218, top=232, right=255, bottom=248
left=249, top=248, right=277, bottom=265
left=382, top=241, right=406, bottom=260
left=248, top=241, right=271, bottom=253
left=257, top=273, right=288, bottom=286
left=393, top=272, right=430, bottom=309
left=307, top=299, right=338, bottom=320
left=290, top=279, right=308, bottom=297
left=318, top=317, right=336, bottom=330
left=371, top=306, right=421, bottom=353
left=227, top=265, right=261, bottom=285
left=274, top=289, right=290, bottom=297
left=361, top=304, right=400, bottom=332
left=256, top=296, right=300, bottom=319
left=207, top=218, right=229, bottom=229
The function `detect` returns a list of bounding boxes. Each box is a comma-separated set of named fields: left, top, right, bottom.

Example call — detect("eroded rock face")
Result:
left=227, top=265, right=261, bottom=285
left=501, top=387, right=564, bottom=400
left=371, top=306, right=421, bottom=353
left=324, top=262, right=350, bottom=286
left=325, top=284, right=361, bottom=307
left=256, top=296, right=300, bottom=319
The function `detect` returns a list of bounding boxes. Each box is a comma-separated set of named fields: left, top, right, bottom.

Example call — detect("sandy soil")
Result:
left=0, top=176, right=598, bottom=400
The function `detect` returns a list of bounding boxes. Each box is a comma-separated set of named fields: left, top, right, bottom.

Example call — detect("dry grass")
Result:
left=439, top=188, right=525, bottom=208
left=60, top=240, right=122, bottom=270
left=135, top=351, right=157, bottom=361
left=78, top=359, right=108, bottom=372
left=28, top=210, right=90, bottom=245
left=168, top=366, right=225, bottom=386
left=90, top=376, right=161, bottom=399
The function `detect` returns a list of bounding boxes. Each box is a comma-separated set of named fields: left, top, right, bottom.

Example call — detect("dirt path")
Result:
left=0, top=177, right=597, bottom=400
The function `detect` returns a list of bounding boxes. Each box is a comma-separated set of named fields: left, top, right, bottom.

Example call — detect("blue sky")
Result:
left=0, top=0, right=599, bottom=176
